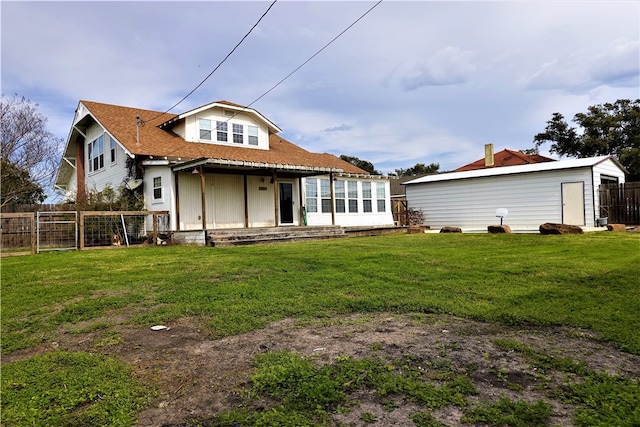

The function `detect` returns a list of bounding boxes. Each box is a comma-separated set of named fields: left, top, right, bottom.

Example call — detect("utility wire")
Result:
left=157, top=0, right=382, bottom=159
left=145, top=0, right=278, bottom=123
left=244, top=0, right=383, bottom=111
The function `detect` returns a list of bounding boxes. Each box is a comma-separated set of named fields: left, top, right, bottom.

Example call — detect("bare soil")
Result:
left=5, top=313, right=640, bottom=426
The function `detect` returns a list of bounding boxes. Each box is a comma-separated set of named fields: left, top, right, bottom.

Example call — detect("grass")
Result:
left=1, top=351, right=151, bottom=426
left=3, top=233, right=639, bottom=354
left=1, top=232, right=639, bottom=425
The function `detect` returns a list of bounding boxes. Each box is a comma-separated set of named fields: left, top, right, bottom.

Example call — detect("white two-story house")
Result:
left=55, top=100, right=394, bottom=233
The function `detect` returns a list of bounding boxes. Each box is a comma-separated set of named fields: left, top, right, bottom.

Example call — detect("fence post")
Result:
left=79, top=211, right=85, bottom=250
left=30, top=213, right=35, bottom=255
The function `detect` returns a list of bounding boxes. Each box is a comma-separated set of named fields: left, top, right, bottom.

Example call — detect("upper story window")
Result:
left=248, top=126, right=259, bottom=146
left=110, top=136, right=116, bottom=164
left=216, top=121, right=228, bottom=142
left=88, top=135, right=104, bottom=172
left=232, top=124, right=243, bottom=144
left=197, top=117, right=260, bottom=147
left=199, top=119, right=212, bottom=140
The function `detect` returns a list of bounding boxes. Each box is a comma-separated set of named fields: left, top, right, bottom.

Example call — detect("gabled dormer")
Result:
left=159, top=101, right=282, bottom=151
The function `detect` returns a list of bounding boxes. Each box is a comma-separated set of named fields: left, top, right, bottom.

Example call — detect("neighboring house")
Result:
left=55, top=100, right=394, bottom=232
left=455, top=145, right=555, bottom=172
left=404, top=155, right=626, bottom=231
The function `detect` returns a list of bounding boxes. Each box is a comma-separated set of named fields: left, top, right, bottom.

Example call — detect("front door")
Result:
left=562, top=182, right=585, bottom=225
left=279, top=182, right=294, bottom=225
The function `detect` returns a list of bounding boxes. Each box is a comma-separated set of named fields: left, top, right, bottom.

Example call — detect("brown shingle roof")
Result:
left=455, top=148, right=555, bottom=171
left=81, top=100, right=368, bottom=174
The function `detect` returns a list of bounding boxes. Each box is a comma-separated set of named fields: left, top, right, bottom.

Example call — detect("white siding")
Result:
left=247, top=175, right=276, bottom=227
left=212, top=174, right=244, bottom=229
left=84, top=123, right=129, bottom=194
left=406, top=168, right=597, bottom=230
left=177, top=172, right=202, bottom=230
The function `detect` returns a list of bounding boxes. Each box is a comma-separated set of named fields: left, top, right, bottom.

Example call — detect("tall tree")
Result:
left=393, top=162, right=440, bottom=177
left=533, top=99, right=640, bottom=180
left=339, top=155, right=380, bottom=175
left=1, top=94, right=63, bottom=207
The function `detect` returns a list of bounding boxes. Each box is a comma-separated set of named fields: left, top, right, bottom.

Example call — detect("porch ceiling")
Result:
left=172, top=158, right=343, bottom=177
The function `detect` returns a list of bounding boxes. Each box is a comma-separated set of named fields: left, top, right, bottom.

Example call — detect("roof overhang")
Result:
left=172, top=158, right=344, bottom=177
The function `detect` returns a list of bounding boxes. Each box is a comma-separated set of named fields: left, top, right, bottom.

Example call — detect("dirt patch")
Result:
left=5, top=313, right=640, bottom=426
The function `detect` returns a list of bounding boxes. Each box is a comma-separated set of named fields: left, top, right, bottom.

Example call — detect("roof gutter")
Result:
left=172, top=158, right=344, bottom=174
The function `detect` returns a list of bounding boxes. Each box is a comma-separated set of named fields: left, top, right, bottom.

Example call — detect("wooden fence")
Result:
left=1, top=209, right=169, bottom=255
left=599, top=182, right=640, bottom=225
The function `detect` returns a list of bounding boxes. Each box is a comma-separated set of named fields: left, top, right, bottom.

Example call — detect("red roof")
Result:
left=80, top=100, right=368, bottom=175
left=455, top=149, right=555, bottom=171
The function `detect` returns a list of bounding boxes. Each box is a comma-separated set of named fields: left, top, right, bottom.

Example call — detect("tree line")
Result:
left=2, top=94, right=638, bottom=206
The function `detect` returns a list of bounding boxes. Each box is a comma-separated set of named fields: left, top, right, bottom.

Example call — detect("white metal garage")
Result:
left=404, top=156, right=626, bottom=231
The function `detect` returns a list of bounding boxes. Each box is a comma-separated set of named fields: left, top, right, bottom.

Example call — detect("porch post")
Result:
left=330, top=172, right=336, bottom=226
left=298, top=177, right=304, bottom=225
left=272, top=172, right=279, bottom=226
left=174, top=172, right=181, bottom=231
left=199, top=166, right=207, bottom=230
left=243, top=174, right=249, bottom=228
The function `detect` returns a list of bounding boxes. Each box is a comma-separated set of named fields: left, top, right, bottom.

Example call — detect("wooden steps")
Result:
left=206, top=226, right=346, bottom=247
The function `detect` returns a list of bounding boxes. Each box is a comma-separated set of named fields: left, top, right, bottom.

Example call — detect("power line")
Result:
left=153, top=0, right=383, bottom=159
left=244, top=0, right=383, bottom=111
left=145, top=0, right=278, bottom=123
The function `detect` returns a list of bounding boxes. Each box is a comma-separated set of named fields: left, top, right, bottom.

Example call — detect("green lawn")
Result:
left=2, top=232, right=639, bottom=426
left=2, top=232, right=639, bottom=354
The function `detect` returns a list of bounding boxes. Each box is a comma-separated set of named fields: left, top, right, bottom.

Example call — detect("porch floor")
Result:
left=206, top=225, right=346, bottom=247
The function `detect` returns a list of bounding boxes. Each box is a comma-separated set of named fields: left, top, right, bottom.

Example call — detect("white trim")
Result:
left=404, top=156, right=619, bottom=185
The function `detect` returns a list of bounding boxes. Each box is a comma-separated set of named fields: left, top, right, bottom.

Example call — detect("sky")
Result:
left=2, top=0, right=639, bottom=178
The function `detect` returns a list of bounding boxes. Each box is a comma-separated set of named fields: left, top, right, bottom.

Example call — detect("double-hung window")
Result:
left=216, top=121, right=228, bottom=142
left=376, top=182, right=386, bottom=212
left=248, top=125, right=259, bottom=146
left=334, top=180, right=345, bottom=213
left=320, top=179, right=332, bottom=213
left=305, top=178, right=318, bottom=213
left=348, top=181, right=358, bottom=213
left=109, top=136, right=116, bottom=164
left=199, top=119, right=212, bottom=140
left=362, top=182, right=372, bottom=213
left=232, top=124, right=243, bottom=144
left=88, top=135, right=104, bottom=172
left=153, top=177, right=162, bottom=201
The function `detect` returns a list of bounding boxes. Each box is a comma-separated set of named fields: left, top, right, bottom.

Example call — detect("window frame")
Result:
left=109, top=136, right=117, bottom=164
left=232, top=123, right=244, bottom=144
left=88, top=135, right=105, bottom=173
left=334, top=180, right=345, bottom=213
left=362, top=182, right=372, bottom=213
left=216, top=121, right=228, bottom=142
left=376, top=182, right=386, bottom=212
left=153, top=176, right=163, bottom=201
left=305, top=178, right=318, bottom=213
left=347, top=181, right=358, bottom=213
left=320, top=178, right=332, bottom=213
